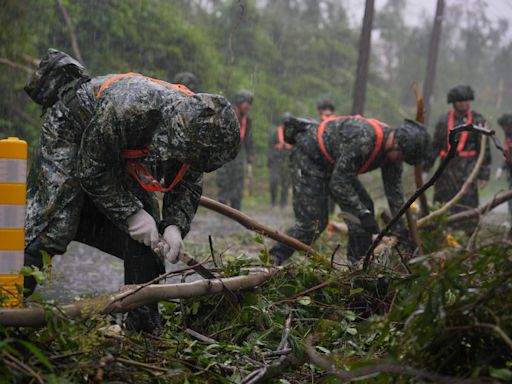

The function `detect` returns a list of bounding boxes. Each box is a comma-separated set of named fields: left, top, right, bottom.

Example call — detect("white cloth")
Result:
left=162, top=225, right=183, bottom=264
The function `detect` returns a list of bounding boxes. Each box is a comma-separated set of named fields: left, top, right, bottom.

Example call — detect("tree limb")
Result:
left=0, top=269, right=274, bottom=327
left=199, top=196, right=319, bottom=256
left=417, top=135, right=487, bottom=228
left=446, top=190, right=512, bottom=224
left=56, top=0, right=84, bottom=64
left=0, top=58, right=33, bottom=74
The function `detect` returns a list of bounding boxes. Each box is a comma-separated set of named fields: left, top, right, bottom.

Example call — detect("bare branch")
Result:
left=56, top=0, right=84, bottom=64
left=0, top=58, right=33, bottom=74
left=0, top=269, right=274, bottom=327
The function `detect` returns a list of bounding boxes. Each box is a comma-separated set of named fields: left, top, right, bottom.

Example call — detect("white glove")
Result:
left=127, top=209, right=160, bottom=249
left=162, top=225, right=183, bottom=264
left=247, top=164, right=253, bottom=178
left=496, top=167, right=504, bottom=180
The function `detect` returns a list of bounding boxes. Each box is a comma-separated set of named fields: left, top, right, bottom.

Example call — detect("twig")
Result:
left=2, top=351, right=45, bottom=384
left=0, top=58, right=33, bottom=74
left=240, top=313, right=293, bottom=384
left=184, top=328, right=218, bottom=344
left=274, top=281, right=334, bottom=305
left=330, top=244, right=341, bottom=270
left=305, top=339, right=481, bottom=383
left=115, top=356, right=169, bottom=373
left=446, top=190, right=512, bottom=224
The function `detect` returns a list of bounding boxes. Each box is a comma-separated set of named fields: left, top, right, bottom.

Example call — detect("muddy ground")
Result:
left=36, top=196, right=509, bottom=303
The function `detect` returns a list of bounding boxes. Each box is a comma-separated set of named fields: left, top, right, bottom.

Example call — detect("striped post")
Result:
left=0, top=137, right=27, bottom=306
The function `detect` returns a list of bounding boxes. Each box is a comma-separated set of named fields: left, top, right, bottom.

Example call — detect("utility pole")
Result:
left=422, top=0, right=445, bottom=128
left=352, top=0, right=375, bottom=115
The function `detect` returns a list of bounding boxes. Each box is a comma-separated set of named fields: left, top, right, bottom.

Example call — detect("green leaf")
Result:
left=346, top=327, right=358, bottom=335
left=489, top=368, right=512, bottom=381
left=350, top=288, right=364, bottom=296
left=297, top=296, right=312, bottom=306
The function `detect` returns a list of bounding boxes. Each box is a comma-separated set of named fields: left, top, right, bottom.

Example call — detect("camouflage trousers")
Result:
left=216, top=152, right=245, bottom=210
left=270, top=155, right=373, bottom=264
left=269, top=162, right=290, bottom=207
left=433, top=157, right=480, bottom=233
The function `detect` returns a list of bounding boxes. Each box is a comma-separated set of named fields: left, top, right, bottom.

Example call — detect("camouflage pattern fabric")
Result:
left=267, top=126, right=291, bottom=207
left=216, top=114, right=253, bottom=210
left=25, top=74, right=240, bottom=255
left=270, top=117, right=405, bottom=264
left=426, top=110, right=491, bottom=216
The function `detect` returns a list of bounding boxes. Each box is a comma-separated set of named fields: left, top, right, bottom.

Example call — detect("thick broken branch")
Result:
left=417, top=136, right=487, bottom=228
left=0, top=269, right=274, bottom=328
left=199, top=196, right=319, bottom=256
left=56, top=0, right=84, bottom=64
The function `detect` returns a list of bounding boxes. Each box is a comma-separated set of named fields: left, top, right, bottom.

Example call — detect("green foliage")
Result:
left=1, top=240, right=510, bottom=382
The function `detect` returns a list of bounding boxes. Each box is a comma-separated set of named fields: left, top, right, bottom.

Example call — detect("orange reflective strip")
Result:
left=239, top=116, right=248, bottom=140
left=96, top=72, right=142, bottom=97
left=275, top=126, right=292, bottom=150
left=317, top=115, right=385, bottom=172
left=440, top=109, right=474, bottom=157
left=126, top=160, right=190, bottom=193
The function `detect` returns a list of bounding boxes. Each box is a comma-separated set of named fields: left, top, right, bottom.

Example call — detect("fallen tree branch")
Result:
left=199, top=196, right=319, bottom=256
left=417, top=135, right=487, bottom=228
left=305, top=339, right=481, bottom=383
left=446, top=190, right=512, bottom=224
left=0, top=269, right=274, bottom=327
left=56, top=0, right=84, bottom=64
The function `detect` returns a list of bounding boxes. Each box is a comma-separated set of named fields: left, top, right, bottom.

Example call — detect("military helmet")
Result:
left=447, top=85, right=475, bottom=103
left=233, top=90, right=253, bottom=106
left=158, top=93, right=240, bottom=172
left=317, top=99, right=335, bottom=111
left=395, top=119, right=431, bottom=166
left=497, top=113, right=512, bottom=128
left=173, top=72, right=198, bottom=92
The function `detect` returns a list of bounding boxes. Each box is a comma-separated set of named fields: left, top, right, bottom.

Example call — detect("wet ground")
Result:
left=36, top=196, right=509, bottom=303
left=36, top=204, right=297, bottom=302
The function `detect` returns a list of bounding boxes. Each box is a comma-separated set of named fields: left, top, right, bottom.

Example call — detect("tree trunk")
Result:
left=422, top=0, right=445, bottom=128
left=352, top=0, right=375, bottom=115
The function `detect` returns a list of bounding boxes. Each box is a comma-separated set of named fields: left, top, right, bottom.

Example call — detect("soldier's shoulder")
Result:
left=471, top=110, right=486, bottom=121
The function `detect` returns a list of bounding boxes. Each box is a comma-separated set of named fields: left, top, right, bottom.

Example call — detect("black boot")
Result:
left=125, top=303, right=164, bottom=335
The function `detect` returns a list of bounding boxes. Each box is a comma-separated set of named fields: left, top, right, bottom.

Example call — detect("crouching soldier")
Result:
left=269, top=115, right=430, bottom=265
left=23, top=49, right=240, bottom=333
left=496, top=114, right=512, bottom=225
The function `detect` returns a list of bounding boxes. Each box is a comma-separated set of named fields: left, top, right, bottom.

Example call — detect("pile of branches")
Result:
left=1, top=236, right=511, bottom=383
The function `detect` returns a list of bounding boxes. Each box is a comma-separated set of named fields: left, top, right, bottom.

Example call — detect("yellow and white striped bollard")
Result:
left=0, top=137, right=27, bottom=306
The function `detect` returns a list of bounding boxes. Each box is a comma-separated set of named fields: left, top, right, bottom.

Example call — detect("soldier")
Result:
left=317, top=100, right=337, bottom=215
left=496, top=113, right=512, bottom=224
left=173, top=72, right=199, bottom=93
left=426, top=85, right=491, bottom=221
left=317, top=99, right=336, bottom=121
left=23, top=50, right=240, bottom=333
left=269, top=115, right=430, bottom=265
left=268, top=114, right=292, bottom=208
left=216, top=90, right=254, bottom=210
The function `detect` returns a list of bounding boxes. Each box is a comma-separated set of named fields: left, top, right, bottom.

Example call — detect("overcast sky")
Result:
left=344, top=0, right=512, bottom=42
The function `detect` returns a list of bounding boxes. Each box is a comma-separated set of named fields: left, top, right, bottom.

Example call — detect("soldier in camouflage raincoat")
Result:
left=267, top=114, right=292, bottom=208
left=269, top=115, right=430, bottom=265
left=216, top=90, right=254, bottom=210
left=496, top=113, right=512, bottom=223
left=23, top=49, right=240, bottom=333
left=425, top=85, right=491, bottom=227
